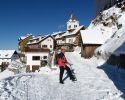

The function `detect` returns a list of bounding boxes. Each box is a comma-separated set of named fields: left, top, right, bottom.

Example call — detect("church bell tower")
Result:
left=67, top=14, right=79, bottom=30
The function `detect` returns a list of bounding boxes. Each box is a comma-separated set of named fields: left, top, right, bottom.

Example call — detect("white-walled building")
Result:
left=27, top=35, right=55, bottom=51
left=0, top=50, right=19, bottom=71
left=18, top=34, right=33, bottom=54
left=25, top=48, right=49, bottom=72
left=53, top=14, right=85, bottom=51
left=40, top=36, right=54, bottom=51
left=62, top=25, right=84, bottom=44
left=55, top=25, right=85, bottom=51
left=0, top=50, right=19, bottom=65
left=80, top=29, right=105, bottom=58
left=24, top=35, right=55, bottom=72
left=67, top=14, right=79, bottom=30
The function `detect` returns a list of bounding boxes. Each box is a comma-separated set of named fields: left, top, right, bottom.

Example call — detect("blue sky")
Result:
left=0, top=0, right=96, bottom=50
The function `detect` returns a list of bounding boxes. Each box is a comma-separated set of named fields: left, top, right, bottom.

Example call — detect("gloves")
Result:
left=69, top=63, right=73, bottom=66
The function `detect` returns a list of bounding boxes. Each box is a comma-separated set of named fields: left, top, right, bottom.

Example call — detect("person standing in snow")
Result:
left=57, top=48, right=76, bottom=84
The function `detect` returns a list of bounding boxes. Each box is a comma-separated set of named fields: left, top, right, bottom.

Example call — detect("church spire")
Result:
left=67, top=14, right=79, bottom=30
left=70, top=14, right=77, bottom=21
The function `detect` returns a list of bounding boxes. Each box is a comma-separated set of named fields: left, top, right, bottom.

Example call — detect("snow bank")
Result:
left=8, top=60, right=26, bottom=74
left=38, top=66, right=59, bottom=75
left=0, top=61, right=26, bottom=80
left=74, top=46, right=81, bottom=53
left=38, top=67, right=52, bottom=74
left=0, top=69, right=14, bottom=80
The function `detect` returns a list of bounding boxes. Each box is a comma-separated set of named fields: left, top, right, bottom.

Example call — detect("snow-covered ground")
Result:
left=0, top=69, right=14, bottom=80
left=0, top=61, right=26, bottom=80
left=0, top=52, right=125, bottom=100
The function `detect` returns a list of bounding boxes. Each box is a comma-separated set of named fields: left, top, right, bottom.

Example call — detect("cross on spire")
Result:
left=70, top=14, right=77, bottom=21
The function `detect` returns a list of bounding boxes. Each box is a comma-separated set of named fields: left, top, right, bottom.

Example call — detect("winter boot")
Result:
left=71, top=77, right=77, bottom=81
left=60, top=81, right=64, bottom=84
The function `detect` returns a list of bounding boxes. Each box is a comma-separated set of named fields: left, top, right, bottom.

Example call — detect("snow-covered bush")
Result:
left=8, top=61, right=26, bottom=74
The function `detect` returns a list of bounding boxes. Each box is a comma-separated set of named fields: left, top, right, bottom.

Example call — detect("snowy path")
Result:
left=65, top=52, right=123, bottom=100
left=0, top=52, right=124, bottom=100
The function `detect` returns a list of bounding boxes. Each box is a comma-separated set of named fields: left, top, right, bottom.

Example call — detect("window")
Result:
left=30, top=40, right=34, bottom=43
left=74, top=25, right=77, bottom=28
left=5, top=54, right=8, bottom=57
left=43, top=56, right=47, bottom=59
left=36, top=39, right=39, bottom=42
left=69, top=25, right=71, bottom=29
left=48, top=39, right=51, bottom=41
left=32, top=56, right=40, bottom=60
left=42, top=45, right=47, bottom=48
left=25, top=56, right=27, bottom=63
left=50, top=45, right=52, bottom=48
left=69, top=39, right=73, bottom=43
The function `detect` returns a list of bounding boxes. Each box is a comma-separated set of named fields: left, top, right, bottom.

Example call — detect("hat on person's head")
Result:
left=57, top=49, right=61, bottom=54
left=60, top=47, right=65, bottom=51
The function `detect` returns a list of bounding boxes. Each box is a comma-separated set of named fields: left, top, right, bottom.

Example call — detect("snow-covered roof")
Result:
left=54, top=32, right=66, bottom=39
left=27, top=35, right=53, bottom=45
left=62, top=25, right=84, bottom=37
left=0, top=50, right=17, bottom=59
left=20, top=36, right=26, bottom=40
left=29, top=36, right=43, bottom=41
left=0, top=69, right=14, bottom=80
left=51, top=31, right=65, bottom=36
left=18, top=34, right=32, bottom=41
left=80, top=29, right=105, bottom=45
left=27, top=35, right=47, bottom=45
left=54, top=26, right=84, bottom=40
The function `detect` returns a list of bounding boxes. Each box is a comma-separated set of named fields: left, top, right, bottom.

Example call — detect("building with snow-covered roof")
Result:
left=51, top=31, right=65, bottom=37
left=80, top=29, right=105, bottom=58
left=0, top=50, right=19, bottom=72
left=18, top=34, right=32, bottom=41
left=43, top=14, right=85, bottom=51
left=56, top=25, right=85, bottom=51
left=18, top=34, right=33, bottom=54
left=27, top=35, right=55, bottom=51
left=23, top=35, right=56, bottom=72
left=18, top=34, right=56, bottom=71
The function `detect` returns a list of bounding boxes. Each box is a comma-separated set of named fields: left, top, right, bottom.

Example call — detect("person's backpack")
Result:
left=58, top=52, right=64, bottom=59
left=55, top=52, right=64, bottom=65
left=55, top=53, right=59, bottom=65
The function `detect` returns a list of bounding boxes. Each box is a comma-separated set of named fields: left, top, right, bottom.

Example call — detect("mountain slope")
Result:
left=82, top=2, right=125, bottom=60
